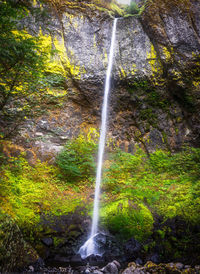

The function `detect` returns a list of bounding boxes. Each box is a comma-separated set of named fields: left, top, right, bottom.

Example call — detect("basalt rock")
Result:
left=11, top=0, right=199, bottom=160
left=123, top=238, right=142, bottom=261
left=122, top=261, right=200, bottom=274
left=37, top=209, right=90, bottom=264
left=143, top=216, right=200, bottom=265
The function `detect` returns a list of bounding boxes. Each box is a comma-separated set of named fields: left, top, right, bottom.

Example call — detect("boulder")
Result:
left=101, top=260, right=121, bottom=273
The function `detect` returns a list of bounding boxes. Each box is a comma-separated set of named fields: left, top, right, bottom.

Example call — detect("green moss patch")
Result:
left=100, top=197, right=153, bottom=241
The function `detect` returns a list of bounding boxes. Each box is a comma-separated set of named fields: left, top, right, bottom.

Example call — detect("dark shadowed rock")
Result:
left=41, top=237, right=53, bottom=247
left=148, top=253, right=160, bottom=264
left=124, top=238, right=142, bottom=260
left=135, top=258, right=143, bottom=265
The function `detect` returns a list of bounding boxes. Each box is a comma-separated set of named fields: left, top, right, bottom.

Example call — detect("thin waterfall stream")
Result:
left=78, top=18, right=118, bottom=259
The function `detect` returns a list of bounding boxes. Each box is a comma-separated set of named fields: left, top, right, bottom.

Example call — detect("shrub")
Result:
left=0, top=155, right=85, bottom=236
left=101, top=146, right=200, bottom=237
left=56, top=132, right=98, bottom=182
left=103, top=147, right=146, bottom=192
left=125, top=1, right=140, bottom=15
left=149, top=148, right=200, bottom=177
left=100, top=198, right=153, bottom=241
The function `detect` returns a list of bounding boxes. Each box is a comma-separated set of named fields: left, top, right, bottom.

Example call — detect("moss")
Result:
left=128, top=80, right=149, bottom=93
left=45, top=0, right=124, bottom=17
left=156, top=229, right=165, bottom=239
left=147, top=44, right=164, bottom=86
left=192, top=80, right=200, bottom=88
left=146, top=89, right=169, bottom=109
left=119, top=66, right=127, bottom=79
left=39, top=30, right=85, bottom=81
left=100, top=197, right=154, bottom=241
left=161, top=46, right=174, bottom=63
left=140, top=108, right=157, bottom=123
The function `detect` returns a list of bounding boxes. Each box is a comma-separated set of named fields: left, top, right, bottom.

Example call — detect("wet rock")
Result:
left=175, top=262, right=184, bottom=270
left=86, top=254, right=104, bottom=266
left=185, top=265, right=191, bottom=269
left=79, top=232, right=123, bottom=264
left=122, top=261, right=199, bottom=274
left=30, top=258, right=45, bottom=272
left=82, top=266, right=103, bottom=274
left=195, top=265, right=200, bottom=271
left=41, top=237, right=53, bottom=247
left=135, top=258, right=143, bottom=265
left=101, top=260, right=121, bottom=273
left=167, top=262, right=175, bottom=268
left=122, top=263, right=137, bottom=274
left=47, top=254, right=71, bottom=267
left=124, top=238, right=142, bottom=260
left=148, top=253, right=160, bottom=264
left=36, top=210, right=89, bottom=266
left=70, top=254, right=83, bottom=265
left=28, top=266, right=34, bottom=272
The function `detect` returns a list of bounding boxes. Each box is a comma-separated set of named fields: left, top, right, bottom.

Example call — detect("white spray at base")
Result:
left=78, top=18, right=118, bottom=259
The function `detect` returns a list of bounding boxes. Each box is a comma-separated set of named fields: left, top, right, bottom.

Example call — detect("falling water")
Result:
left=78, top=18, right=118, bottom=259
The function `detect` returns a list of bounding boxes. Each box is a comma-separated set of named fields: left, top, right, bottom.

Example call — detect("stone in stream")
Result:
left=101, top=260, right=121, bottom=273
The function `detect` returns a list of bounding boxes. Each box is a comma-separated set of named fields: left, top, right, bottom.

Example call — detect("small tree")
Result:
left=125, top=1, right=140, bottom=15
left=56, top=134, right=98, bottom=182
left=0, top=0, right=53, bottom=138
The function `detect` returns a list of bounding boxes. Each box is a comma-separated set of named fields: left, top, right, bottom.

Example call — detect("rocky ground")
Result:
left=24, top=260, right=200, bottom=274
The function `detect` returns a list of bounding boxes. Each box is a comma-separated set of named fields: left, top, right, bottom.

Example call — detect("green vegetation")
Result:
left=0, top=155, right=82, bottom=231
left=0, top=209, right=38, bottom=273
left=0, top=0, right=65, bottom=139
left=0, top=132, right=200, bottom=256
left=100, top=198, right=154, bottom=241
left=56, top=132, right=98, bottom=182
left=0, top=131, right=98, bottom=240
left=46, top=0, right=124, bottom=17
left=125, top=1, right=140, bottom=15
left=100, top=147, right=200, bottom=241
left=1, top=133, right=200, bottom=241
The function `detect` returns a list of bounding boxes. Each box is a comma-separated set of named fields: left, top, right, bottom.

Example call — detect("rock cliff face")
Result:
left=15, top=0, right=200, bottom=160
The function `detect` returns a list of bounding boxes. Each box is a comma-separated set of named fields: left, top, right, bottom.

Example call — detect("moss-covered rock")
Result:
left=100, top=197, right=154, bottom=241
left=0, top=210, right=39, bottom=272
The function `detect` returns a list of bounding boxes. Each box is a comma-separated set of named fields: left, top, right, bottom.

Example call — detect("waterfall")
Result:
left=78, top=18, right=118, bottom=259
